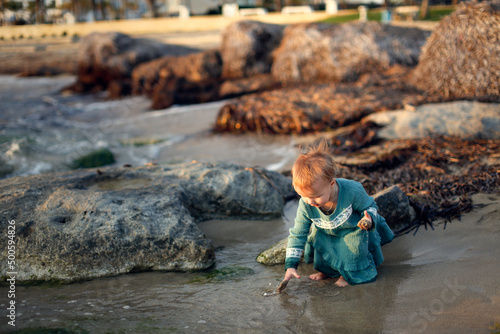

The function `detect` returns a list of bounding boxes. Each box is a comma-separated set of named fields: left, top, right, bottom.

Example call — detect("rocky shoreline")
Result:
left=1, top=158, right=425, bottom=283
left=0, top=2, right=499, bottom=284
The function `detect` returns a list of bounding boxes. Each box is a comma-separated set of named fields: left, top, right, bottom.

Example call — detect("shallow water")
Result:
left=2, top=194, right=500, bottom=333
left=0, top=75, right=297, bottom=180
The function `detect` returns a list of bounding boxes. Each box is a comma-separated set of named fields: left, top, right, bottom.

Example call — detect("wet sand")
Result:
left=1, top=193, right=499, bottom=333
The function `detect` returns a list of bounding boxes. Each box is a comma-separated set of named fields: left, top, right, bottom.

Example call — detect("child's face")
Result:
left=295, top=178, right=334, bottom=208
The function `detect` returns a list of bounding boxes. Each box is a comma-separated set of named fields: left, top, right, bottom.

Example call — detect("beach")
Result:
left=1, top=8, right=499, bottom=333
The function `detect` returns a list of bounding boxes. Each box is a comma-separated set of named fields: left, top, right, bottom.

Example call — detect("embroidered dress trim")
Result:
left=311, top=205, right=352, bottom=230
left=286, top=248, right=304, bottom=258
left=366, top=207, right=378, bottom=217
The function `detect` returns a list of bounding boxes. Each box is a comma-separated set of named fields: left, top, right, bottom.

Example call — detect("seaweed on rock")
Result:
left=215, top=66, right=438, bottom=134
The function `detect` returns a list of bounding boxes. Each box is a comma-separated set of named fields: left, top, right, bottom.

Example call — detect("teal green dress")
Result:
left=285, top=179, right=394, bottom=285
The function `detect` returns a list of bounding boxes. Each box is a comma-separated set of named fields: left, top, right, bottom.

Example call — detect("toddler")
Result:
left=282, top=142, right=394, bottom=287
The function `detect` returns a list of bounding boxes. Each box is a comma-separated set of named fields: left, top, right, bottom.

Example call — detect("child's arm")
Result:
left=284, top=199, right=311, bottom=271
left=351, top=180, right=395, bottom=244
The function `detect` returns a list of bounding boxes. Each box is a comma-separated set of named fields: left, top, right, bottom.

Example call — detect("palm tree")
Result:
left=120, top=0, right=127, bottom=19
left=100, top=0, right=106, bottom=20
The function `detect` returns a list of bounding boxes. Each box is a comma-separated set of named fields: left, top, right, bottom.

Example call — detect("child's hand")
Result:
left=284, top=268, right=301, bottom=281
left=357, top=211, right=372, bottom=230
left=278, top=268, right=301, bottom=293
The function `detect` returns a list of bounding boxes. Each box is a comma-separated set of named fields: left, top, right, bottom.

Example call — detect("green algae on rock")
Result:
left=70, top=148, right=115, bottom=169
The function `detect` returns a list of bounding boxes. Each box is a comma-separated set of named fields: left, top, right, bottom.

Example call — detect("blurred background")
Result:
left=0, top=0, right=456, bottom=25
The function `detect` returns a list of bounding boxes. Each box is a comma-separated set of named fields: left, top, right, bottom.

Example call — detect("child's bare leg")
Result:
left=335, top=276, right=350, bottom=287
left=309, top=271, right=328, bottom=280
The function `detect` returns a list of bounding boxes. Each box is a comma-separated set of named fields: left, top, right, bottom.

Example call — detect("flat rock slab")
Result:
left=365, top=101, right=500, bottom=140
left=0, top=162, right=293, bottom=283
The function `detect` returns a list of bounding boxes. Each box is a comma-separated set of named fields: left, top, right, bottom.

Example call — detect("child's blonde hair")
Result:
left=292, top=141, right=337, bottom=190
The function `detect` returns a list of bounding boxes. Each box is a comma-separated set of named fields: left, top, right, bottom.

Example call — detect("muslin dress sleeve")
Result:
left=351, top=181, right=380, bottom=231
left=351, top=181, right=394, bottom=245
left=284, top=199, right=312, bottom=270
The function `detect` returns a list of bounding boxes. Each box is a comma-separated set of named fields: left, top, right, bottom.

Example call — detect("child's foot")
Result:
left=335, top=276, right=350, bottom=287
left=309, top=272, right=328, bottom=281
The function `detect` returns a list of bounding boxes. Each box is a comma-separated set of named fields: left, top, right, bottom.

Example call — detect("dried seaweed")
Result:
left=409, top=1, right=500, bottom=102
left=215, top=65, right=439, bottom=134
left=332, top=136, right=500, bottom=234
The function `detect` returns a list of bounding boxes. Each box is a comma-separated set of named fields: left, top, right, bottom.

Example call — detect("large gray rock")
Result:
left=67, top=32, right=199, bottom=97
left=373, top=185, right=415, bottom=232
left=132, top=49, right=223, bottom=109
left=272, top=22, right=430, bottom=84
left=365, top=101, right=500, bottom=140
left=220, top=20, right=285, bottom=80
left=256, top=185, right=412, bottom=265
left=0, top=162, right=293, bottom=283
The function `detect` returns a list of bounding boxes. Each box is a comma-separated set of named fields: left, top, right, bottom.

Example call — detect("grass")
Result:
left=321, top=13, right=360, bottom=24
left=320, top=6, right=454, bottom=24
left=424, top=8, right=455, bottom=21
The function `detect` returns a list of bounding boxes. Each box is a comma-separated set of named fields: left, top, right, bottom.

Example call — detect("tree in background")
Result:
left=147, top=0, right=158, bottom=17
left=91, top=0, right=99, bottom=19
left=419, top=0, right=430, bottom=19
left=275, top=0, right=283, bottom=12
left=100, top=0, right=107, bottom=20
left=34, top=0, right=45, bottom=23
left=120, top=0, right=127, bottom=19
left=0, top=0, right=4, bottom=25
left=4, top=0, right=22, bottom=11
